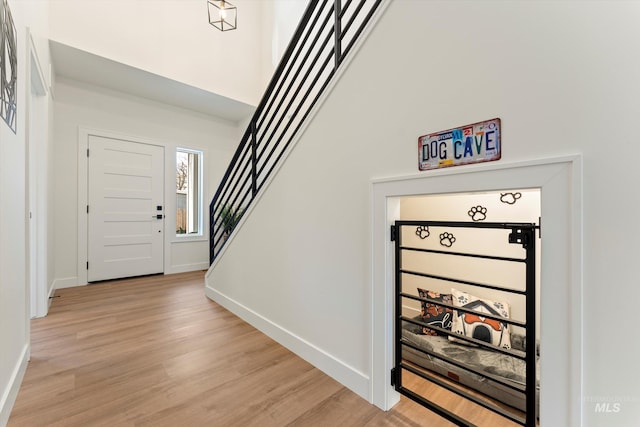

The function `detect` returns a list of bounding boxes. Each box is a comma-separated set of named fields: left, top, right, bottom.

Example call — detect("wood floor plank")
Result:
left=8, top=271, right=518, bottom=426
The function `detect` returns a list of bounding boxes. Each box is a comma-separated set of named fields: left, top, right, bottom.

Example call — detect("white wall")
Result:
left=0, top=0, right=51, bottom=424
left=53, top=78, right=240, bottom=287
left=206, top=1, right=640, bottom=426
left=49, top=0, right=273, bottom=106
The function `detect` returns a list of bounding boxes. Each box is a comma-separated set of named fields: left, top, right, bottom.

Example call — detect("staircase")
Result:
left=209, top=0, right=385, bottom=264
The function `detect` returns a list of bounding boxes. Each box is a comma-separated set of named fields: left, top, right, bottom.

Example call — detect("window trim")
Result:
left=176, top=147, right=204, bottom=238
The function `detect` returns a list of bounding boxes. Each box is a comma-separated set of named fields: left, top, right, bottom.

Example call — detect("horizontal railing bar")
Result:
left=250, top=0, right=321, bottom=128
left=213, top=150, right=252, bottom=217
left=339, top=0, right=366, bottom=40
left=213, top=134, right=252, bottom=209
left=257, top=43, right=335, bottom=176
left=212, top=189, right=248, bottom=231
left=400, top=245, right=526, bottom=263
left=257, top=64, right=337, bottom=194
left=211, top=128, right=252, bottom=208
left=340, top=0, right=382, bottom=59
left=400, top=269, right=528, bottom=296
left=398, top=385, right=476, bottom=427
left=398, top=365, right=526, bottom=426
left=256, top=5, right=335, bottom=167
left=256, top=1, right=328, bottom=131
left=396, top=220, right=538, bottom=230
left=212, top=171, right=251, bottom=226
left=212, top=187, right=251, bottom=243
left=259, top=65, right=331, bottom=182
left=257, top=49, right=335, bottom=179
left=400, top=337, right=527, bottom=393
left=400, top=295, right=527, bottom=329
left=339, top=0, right=353, bottom=19
left=216, top=170, right=251, bottom=218
left=400, top=316, right=525, bottom=359
left=257, top=0, right=331, bottom=134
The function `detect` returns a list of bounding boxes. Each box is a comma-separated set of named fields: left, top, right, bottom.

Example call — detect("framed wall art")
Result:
left=1, top=0, right=17, bottom=133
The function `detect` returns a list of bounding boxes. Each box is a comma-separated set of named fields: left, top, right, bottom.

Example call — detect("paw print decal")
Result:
left=456, top=294, right=469, bottom=305
left=439, top=232, right=456, bottom=247
left=415, top=225, right=430, bottom=239
left=500, top=192, right=522, bottom=205
left=468, top=205, right=487, bottom=222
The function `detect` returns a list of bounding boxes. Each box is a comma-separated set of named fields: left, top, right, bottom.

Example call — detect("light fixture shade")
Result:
left=207, top=0, right=237, bottom=32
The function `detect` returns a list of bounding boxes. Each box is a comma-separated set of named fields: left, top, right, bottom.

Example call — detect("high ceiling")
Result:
left=49, top=40, right=256, bottom=124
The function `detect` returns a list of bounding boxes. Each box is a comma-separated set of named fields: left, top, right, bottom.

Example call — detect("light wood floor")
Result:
left=9, top=271, right=519, bottom=426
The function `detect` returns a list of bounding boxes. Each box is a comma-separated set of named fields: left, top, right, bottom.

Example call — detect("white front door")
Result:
left=87, top=136, right=164, bottom=282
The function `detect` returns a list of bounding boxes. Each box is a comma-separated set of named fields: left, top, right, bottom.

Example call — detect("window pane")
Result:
left=176, top=149, right=202, bottom=235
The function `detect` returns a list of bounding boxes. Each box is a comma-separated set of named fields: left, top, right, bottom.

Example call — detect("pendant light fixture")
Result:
left=207, top=0, right=237, bottom=32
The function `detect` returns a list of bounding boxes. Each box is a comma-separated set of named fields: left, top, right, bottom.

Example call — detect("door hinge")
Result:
left=538, top=216, right=542, bottom=238
left=508, top=227, right=534, bottom=249
left=87, top=148, right=89, bottom=157
left=390, top=225, right=397, bottom=242
left=87, top=205, right=89, bottom=214
left=86, top=262, right=89, bottom=270
left=390, top=368, right=397, bottom=387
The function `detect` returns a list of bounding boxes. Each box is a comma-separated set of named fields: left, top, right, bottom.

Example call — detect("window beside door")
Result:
left=176, top=149, right=203, bottom=236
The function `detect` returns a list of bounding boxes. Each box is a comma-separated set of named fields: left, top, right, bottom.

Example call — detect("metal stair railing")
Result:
left=209, top=0, right=383, bottom=264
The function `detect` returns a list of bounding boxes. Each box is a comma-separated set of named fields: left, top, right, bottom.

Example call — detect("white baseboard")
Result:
left=0, top=344, right=29, bottom=427
left=52, top=276, right=81, bottom=289
left=204, top=285, right=370, bottom=401
left=167, top=262, right=209, bottom=275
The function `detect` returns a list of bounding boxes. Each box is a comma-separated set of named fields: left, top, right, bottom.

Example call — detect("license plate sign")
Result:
left=418, top=118, right=501, bottom=171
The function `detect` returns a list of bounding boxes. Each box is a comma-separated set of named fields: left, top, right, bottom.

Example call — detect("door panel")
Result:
left=88, top=136, right=164, bottom=282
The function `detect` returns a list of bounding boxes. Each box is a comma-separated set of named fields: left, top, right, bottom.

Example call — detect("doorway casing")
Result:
left=26, top=29, right=49, bottom=319
left=370, top=155, right=582, bottom=426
